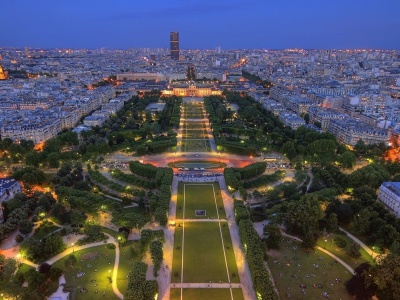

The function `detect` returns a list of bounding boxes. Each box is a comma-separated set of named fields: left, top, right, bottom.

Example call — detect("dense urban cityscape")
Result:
left=1, top=5, right=400, bottom=298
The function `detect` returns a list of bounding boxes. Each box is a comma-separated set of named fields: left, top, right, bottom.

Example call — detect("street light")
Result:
left=324, top=239, right=327, bottom=249
left=72, top=243, right=75, bottom=253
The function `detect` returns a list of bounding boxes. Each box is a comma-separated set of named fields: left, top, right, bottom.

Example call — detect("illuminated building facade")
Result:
left=378, top=182, right=400, bottom=217
left=170, top=32, right=179, bottom=60
left=162, top=82, right=222, bottom=97
left=0, top=65, right=8, bottom=80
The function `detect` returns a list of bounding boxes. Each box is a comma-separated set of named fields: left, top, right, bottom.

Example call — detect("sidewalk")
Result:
left=339, top=226, right=381, bottom=259
left=279, top=231, right=355, bottom=274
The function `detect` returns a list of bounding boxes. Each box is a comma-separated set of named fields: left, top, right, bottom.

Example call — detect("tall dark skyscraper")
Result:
left=170, top=32, right=179, bottom=60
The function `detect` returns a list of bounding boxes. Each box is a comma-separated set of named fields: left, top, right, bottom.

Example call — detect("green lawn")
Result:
left=176, top=183, right=226, bottom=219
left=268, top=238, right=352, bottom=300
left=182, top=130, right=208, bottom=139
left=172, top=222, right=238, bottom=283
left=52, top=244, right=118, bottom=300
left=316, top=234, right=375, bottom=269
left=32, top=223, right=60, bottom=240
left=170, top=288, right=244, bottom=300
left=101, top=227, right=119, bottom=239
left=221, top=224, right=240, bottom=282
left=341, top=224, right=385, bottom=254
left=117, top=241, right=141, bottom=295
left=17, top=263, right=34, bottom=274
left=172, top=226, right=183, bottom=282
left=182, top=140, right=210, bottom=152
left=184, top=122, right=206, bottom=130
left=111, top=206, right=151, bottom=227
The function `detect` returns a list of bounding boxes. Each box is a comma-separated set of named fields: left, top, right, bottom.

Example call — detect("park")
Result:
left=0, top=90, right=399, bottom=300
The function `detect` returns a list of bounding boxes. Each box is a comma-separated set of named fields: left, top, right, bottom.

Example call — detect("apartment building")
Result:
left=378, top=182, right=400, bottom=217
left=328, top=119, right=389, bottom=146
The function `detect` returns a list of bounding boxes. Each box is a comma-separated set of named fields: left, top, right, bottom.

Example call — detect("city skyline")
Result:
left=1, top=0, right=400, bottom=50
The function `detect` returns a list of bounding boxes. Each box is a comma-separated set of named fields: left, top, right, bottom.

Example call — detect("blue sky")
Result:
left=1, top=0, right=399, bottom=49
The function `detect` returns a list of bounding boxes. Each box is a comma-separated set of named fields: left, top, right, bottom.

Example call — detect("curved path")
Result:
left=338, top=226, right=380, bottom=259
left=280, top=231, right=355, bottom=275
left=46, top=233, right=124, bottom=299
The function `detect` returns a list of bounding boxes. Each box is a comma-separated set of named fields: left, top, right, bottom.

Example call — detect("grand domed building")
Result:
left=0, top=65, right=8, bottom=80
left=162, top=81, right=222, bottom=97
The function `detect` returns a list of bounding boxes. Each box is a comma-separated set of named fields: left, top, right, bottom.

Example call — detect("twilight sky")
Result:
left=1, top=0, right=399, bottom=50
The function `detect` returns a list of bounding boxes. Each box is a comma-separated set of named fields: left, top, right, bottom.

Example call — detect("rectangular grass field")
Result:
left=171, top=222, right=239, bottom=283
left=181, top=140, right=210, bottom=152
left=170, top=288, right=244, bottom=300
left=184, top=122, right=206, bottom=130
left=182, top=130, right=208, bottom=139
left=176, top=183, right=226, bottom=219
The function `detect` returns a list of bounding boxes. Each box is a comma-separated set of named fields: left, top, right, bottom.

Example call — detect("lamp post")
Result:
left=72, top=243, right=75, bottom=253
left=324, top=239, right=327, bottom=249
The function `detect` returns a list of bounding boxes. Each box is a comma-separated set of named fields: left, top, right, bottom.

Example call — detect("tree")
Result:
left=327, top=213, right=338, bottom=232
left=117, top=231, right=128, bottom=246
left=263, top=224, right=282, bottom=249
left=284, top=195, right=322, bottom=236
left=0, top=255, right=17, bottom=281
left=354, top=140, right=368, bottom=156
left=347, top=241, right=361, bottom=258
left=302, top=230, right=316, bottom=249
left=43, top=235, right=66, bottom=260
left=335, top=203, right=353, bottom=225
left=47, top=152, right=60, bottom=169
left=25, top=151, right=42, bottom=167
left=19, top=220, right=34, bottom=235
left=334, top=236, right=347, bottom=248
left=340, top=151, right=356, bottom=169
left=306, top=139, right=337, bottom=164
left=390, top=240, right=400, bottom=256
left=373, top=254, right=400, bottom=300
left=140, top=229, right=153, bottom=253
left=346, top=263, right=377, bottom=300
left=352, top=208, right=377, bottom=235
left=150, top=240, right=163, bottom=277
left=125, top=213, right=146, bottom=231
left=38, top=263, right=51, bottom=274
left=70, top=210, right=86, bottom=226
left=281, top=141, right=297, bottom=161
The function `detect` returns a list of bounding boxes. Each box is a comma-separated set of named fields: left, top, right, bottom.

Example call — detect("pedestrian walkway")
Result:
left=339, top=226, right=380, bottom=259
left=174, top=218, right=227, bottom=222
left=45, top=233, right=124, bottom=299
left=279, top=231, right=355, bottom=275
left=171, top=283, right=242, bottom=288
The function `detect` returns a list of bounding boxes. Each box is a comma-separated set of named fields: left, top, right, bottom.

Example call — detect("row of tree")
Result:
left=124, top=261, right=158, bottom=299
left=234, top=201, right=278, bottom=300
left=224, top=163, right=284, bottom=199
left=109, top=161, right=173, bottom=226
